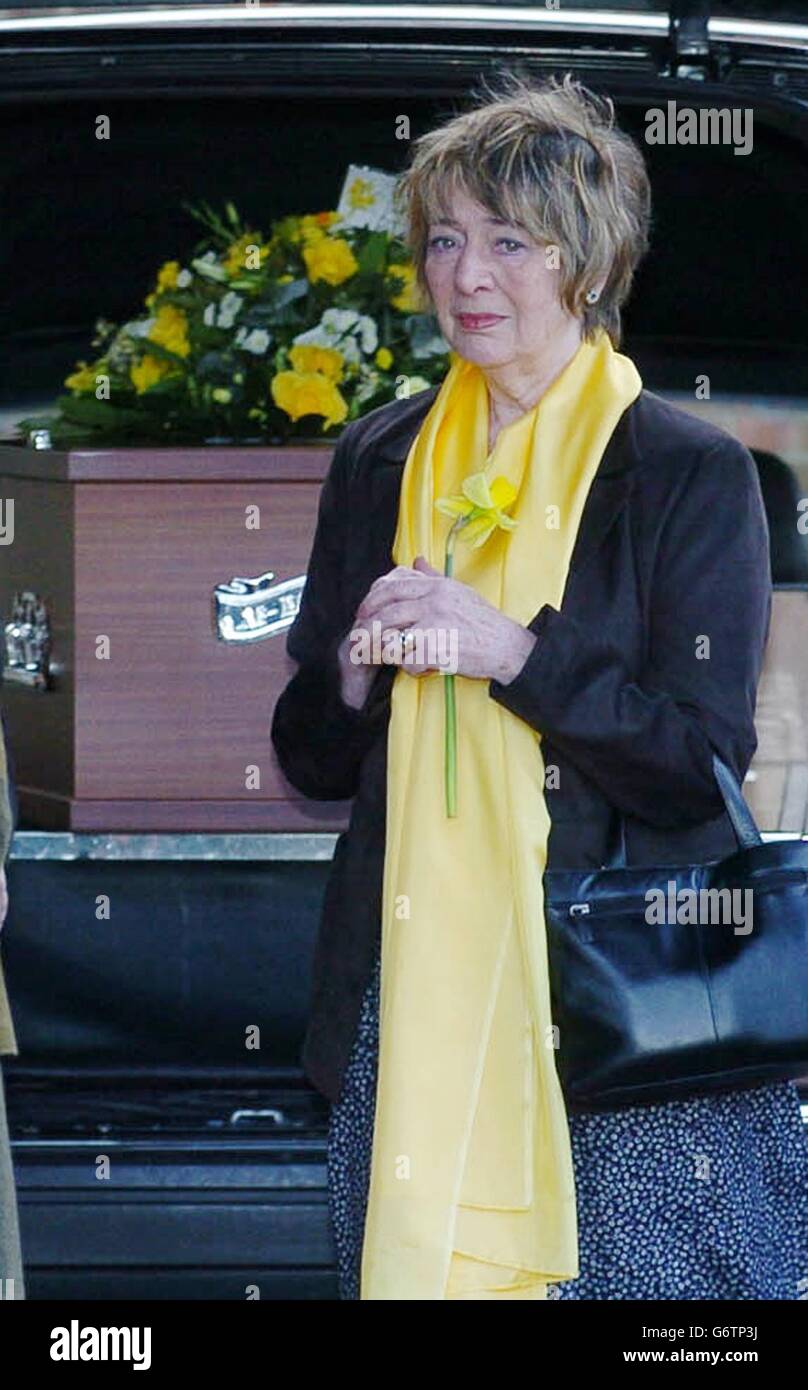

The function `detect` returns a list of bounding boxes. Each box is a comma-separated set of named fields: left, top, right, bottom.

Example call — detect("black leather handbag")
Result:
left=543, top=753, right=808, bottom=1111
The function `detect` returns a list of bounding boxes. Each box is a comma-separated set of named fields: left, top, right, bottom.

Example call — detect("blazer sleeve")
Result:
left=270, top=424, right=389, bottom=801
left=488, top=436, right=772, bottom=829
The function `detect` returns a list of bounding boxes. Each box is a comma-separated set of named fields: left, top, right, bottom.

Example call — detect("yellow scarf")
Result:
left=360, top=326, right=642, bottom=1299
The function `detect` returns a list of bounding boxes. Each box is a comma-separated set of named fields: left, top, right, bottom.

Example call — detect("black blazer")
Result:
left=271, top=384, right=772, bottom=1105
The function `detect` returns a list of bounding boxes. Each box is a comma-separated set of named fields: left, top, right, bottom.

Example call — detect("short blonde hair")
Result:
left=394, top=70, right=652, bottom=347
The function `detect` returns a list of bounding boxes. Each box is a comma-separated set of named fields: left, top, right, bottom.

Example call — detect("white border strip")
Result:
left=0, top=6, right=670, bottom=38
left=0, top=6, right=804, bottom=53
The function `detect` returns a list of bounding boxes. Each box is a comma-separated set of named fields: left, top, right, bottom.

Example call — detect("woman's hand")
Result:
left=337, top=634, right=377, bottom=711
left=341, top=555, right=537, bottom=689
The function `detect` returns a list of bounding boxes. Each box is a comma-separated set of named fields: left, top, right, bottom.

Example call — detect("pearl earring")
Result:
left=585, top=289, right=600, bottom=305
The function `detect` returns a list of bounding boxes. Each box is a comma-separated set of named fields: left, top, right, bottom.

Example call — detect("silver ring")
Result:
left=401, top=627, right=416, bottom=650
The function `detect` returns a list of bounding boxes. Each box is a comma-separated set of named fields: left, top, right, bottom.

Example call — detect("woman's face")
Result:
left=424, top=184, right=582, bottom=372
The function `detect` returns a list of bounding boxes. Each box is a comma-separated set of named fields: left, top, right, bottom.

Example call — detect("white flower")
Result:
left=176, top=268, right=193, bottom=288
left=410, top=323, right=450, bottom=360
left=217, top=291, right=243, bottom=329
left=107, top=317, right=154, bottom=368
left=293, top=307, right=378, bottom=363
left=234, top=327, right=271, bottom=355
left=353, top=369, right=382, bottom=405
left=203, top=303, right=217, bottom=328
left=107, top=336, right=134, bottom=369
left=335, top=164, right=407, bottom=237
left=120, top=318, right=154, bottom=339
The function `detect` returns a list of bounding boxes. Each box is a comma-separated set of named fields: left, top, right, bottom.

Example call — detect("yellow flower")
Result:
left=64, top=360, right=101, bottom=392
left=157, top=260, right=180, bottom=291
left=277, top=273, right=294, bottom=285
left=281, top=212, right=338, bottom=247
left=222, top=233, right=270, bottom=277
left=144, top=259, right=182, bottom=308
left=375, top=346, right=393, bottom=370
left=270, top=370, right=348, bottom=430
left=299, top=212, right=340, bottom=246
left=435, top=472, right=518, bottom=549
left=288, top=343, right=344, bottom=382
left=302, top=236, right=358, bottom=287
left=147, top=304, right=191, bottom=358
left=388, top=263, right=419, bottom=311
left=130, top=354, right=180, bottom=394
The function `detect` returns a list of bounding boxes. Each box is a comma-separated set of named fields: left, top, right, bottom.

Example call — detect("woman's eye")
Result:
left=426, top=234, right=525, bottom=253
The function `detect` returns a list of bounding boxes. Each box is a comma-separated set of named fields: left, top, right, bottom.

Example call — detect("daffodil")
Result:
left=435, top=471, right=518, bottom=552
left=433, top=470, right=519, bottom=816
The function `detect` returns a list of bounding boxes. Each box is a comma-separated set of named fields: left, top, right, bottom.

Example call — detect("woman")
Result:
left=272, top=73, right=807, bottom=1300
left=0, top=712, right=25, bottom=1299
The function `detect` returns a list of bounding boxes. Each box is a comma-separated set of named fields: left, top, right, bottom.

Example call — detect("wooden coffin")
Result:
left=0, top=443, right=349, bottom=832
left=0, top=443, right=806, bottom=836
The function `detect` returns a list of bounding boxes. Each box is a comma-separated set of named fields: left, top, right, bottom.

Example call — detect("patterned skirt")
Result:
left=327, top=938, right=808, bottom=1301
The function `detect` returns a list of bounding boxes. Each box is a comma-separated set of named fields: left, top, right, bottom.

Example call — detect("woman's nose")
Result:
left=453, top=247, right=495, bottom=296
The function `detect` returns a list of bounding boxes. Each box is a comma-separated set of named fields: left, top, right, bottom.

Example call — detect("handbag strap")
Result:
left=602, top=751, right=763, bottom=869
left=712, top=752, right=763, bottom=850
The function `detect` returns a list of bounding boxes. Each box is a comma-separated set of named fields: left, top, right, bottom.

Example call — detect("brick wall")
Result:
left=663, top=392, right=808, bottom=493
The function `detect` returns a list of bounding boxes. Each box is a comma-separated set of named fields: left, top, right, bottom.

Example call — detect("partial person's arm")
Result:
left=0, top=715, right=14, bottom=928
left=489, top=437, right=772, bottom=829
left=271, top=426, right=390, bottom=801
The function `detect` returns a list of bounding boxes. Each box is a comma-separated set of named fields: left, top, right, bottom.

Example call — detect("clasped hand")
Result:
left=340, top=555, right=536, bottom=688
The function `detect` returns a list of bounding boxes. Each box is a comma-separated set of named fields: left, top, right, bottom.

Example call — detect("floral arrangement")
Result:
left=16, top=166, right=449, bottom=448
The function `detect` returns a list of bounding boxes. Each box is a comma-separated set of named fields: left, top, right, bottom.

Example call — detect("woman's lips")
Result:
left=455, top=313, right=506, bottom=330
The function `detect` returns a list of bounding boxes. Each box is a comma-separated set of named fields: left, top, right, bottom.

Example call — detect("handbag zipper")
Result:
left=567, top=897, right=660, bottom=918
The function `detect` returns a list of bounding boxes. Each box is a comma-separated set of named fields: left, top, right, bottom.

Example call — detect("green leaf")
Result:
left=58, top=395, right=153, bottom=428
left=190, top=256, right=229, bottom=284
left=354, top=231, right=388, bottom=276
left=132, top=339, right=188, bottom=368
